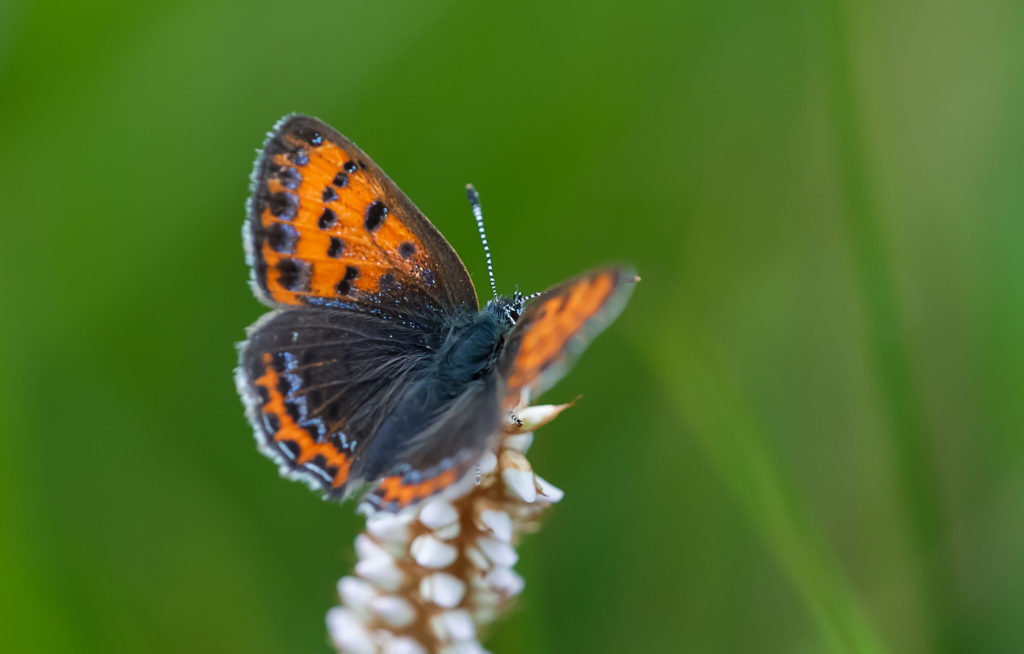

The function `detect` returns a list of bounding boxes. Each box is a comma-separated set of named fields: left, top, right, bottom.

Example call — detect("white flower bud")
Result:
left=516, top=401, right=574, bottom=431
left=485, top=567, right=525, bottom=596
left=420, top=572, right=466, bottom=609
left=477, top=450, right=498, bottom=475
left=477, top=509, right=513, bottom=542
left=431, top=609, right=476, bottom=643
left=384, top=636, right=427, bottom=654
left=500, top=450, right=536, bottom=502
left=463, top=545, right=490, bottom=571
left=503, top=432, right=534, bottom=453
left=366, top=513, right=411, bottom=544
left=354, top=533, right=391, bottom=561
left=354, top=555, right=404, bottom=591
left=419, top=499, right=458, bottom=529
left=534, top=474, right=564, bottom=503
left=439, top=642, right=490, bottom=654
left=326, top=607, right=375, bottom=654
left=337, top=576, right=377, bottom=615
left=477, top=537, right=518, bottom=567
left=371, top=595, right=416, bottom=628
left=410, top=533, right=458, bottom=569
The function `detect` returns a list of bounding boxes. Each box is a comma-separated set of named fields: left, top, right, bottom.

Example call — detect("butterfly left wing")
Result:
left=245, top=114, right=478, bottom=316
left=236, top=307, right=438, bottom=499
left=501, top=265, right=637, bottom=409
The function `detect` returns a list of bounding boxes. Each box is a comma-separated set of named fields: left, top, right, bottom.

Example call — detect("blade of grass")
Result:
left=817, top=0, right=956, bottom=650
left=646, top=328, right=890, bottom=654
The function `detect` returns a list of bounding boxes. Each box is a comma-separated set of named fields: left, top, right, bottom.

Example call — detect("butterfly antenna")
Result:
left=466, top=184, right=499, bottom=301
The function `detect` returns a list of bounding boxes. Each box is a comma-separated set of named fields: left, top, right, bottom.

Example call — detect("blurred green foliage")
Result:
left=2, top=0, right=1022, bottom=652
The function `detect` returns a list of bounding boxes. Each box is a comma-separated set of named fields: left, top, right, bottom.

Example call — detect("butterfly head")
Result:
left=487, top=290, right=527, bottom=328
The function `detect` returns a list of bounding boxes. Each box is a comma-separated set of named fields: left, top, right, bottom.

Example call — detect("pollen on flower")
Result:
left=327, top=403, right=568, bottom=653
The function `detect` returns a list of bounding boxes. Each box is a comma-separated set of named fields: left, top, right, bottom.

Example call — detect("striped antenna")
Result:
left=465, top=184, right=499, bottom=301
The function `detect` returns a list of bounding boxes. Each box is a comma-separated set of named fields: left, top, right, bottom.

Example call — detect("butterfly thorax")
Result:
left=435, top=297, right=522, bottom=390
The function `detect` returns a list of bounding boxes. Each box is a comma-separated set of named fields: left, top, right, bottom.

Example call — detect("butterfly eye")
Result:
left=503, top=300, right=522, bottom=324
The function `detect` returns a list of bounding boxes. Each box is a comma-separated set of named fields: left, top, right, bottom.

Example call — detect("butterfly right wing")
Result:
left=236, top=307, right=436, bottom=498
left=360, top=266, right=639, bottom=512
left=501, top=265, right=637, bottom=409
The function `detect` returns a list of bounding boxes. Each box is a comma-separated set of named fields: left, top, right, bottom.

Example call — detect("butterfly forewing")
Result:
left=246, top=115, right=478, bottom=315
left=500, top=266, right=637, bottom=409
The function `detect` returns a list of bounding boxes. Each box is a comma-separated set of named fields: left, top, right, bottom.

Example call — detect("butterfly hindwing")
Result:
left=360, top=372, right=503, bottom=511
left=246, top=114, right=478, bottom=315
left=236, top=307, right=438, bottom=498
left=501, top=266, right=637, bottom=409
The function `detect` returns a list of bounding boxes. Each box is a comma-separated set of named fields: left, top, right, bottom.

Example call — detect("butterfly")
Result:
left=235, top=115, right=636, bottom=512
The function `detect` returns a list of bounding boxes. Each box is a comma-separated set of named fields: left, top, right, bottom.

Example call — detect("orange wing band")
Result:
left=374, top=469, right=459, bottom=509
left=255, top=352, right=352, bottom=488
left=260, top=138, right=437, bottom=305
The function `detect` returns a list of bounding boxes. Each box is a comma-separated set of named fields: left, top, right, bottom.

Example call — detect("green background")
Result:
left=2, top=0, right=1021, bottom=652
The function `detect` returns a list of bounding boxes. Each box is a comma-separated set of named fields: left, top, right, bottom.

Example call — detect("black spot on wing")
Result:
left=266, top=223, right=299, bottom=254
left=276, top=374, right=291, bottom=397
left=328, top=237, right=345, bottom=258
left=266, top=192, right=298, bottom=219
left=288, top=148, right=309, bottom=166
left=319, top=208, right=337, bottom=230
left=270, top=164, right=301, bottom=190
left=335, top=265, right=360, bottom=296
left=284, top=400, right=301, bottom=423
left=365, top=200, right=388, bottom=231
left=276, top=259, right=312, bottom=292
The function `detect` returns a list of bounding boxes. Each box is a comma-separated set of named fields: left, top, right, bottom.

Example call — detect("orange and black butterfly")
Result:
left=236, top=115, right=635, bottom=512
